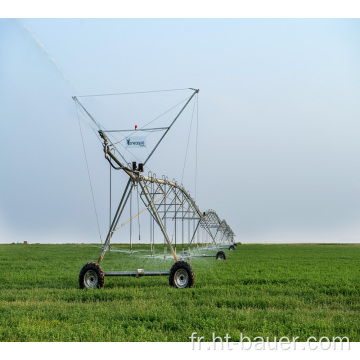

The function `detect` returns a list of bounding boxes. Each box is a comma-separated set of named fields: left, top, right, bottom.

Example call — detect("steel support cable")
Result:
left=195, top=95, right=199, bottom=201
left=108, top=95, right=192, bottom=168
left=98, top=95, right=193, bottom=171
left=113, top=192, right=166, bottom=232
left=75, top=91, right=198, bottom=189
left=109, top=95, right=191, bottom=143
left=77, top=88, right=190, bottom=98
left=73, top=96, right=101, bottom=130
left=75, top=103, right=103, bottom=245
left=74, top=96, right=142, bottom=168
left=76, top=105, right=104, bottom=154
left=144, top=90, right=198, bottom=166
left=105, top=127, right=169, bottom=133
left=76, top=99, right=135, bottom=172
left=105, top=96, right=190, bottom=163
left=76, top=104, right=100, bottom=133
left=106, top=131, right=140, bottom=165
left=76, top=91, right=196, bottom=177
left=181, top=96, right=196, bottom=184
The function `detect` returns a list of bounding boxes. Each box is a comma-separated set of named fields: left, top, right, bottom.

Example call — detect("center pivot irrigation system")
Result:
left=73, top=88, right=236, bottom=289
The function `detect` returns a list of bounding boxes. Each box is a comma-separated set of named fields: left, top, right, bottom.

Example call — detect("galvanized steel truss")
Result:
left=73, top=89, right=236, bottom=266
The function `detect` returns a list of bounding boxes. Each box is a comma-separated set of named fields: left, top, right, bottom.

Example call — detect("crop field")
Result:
left=0, top=243, right=359, bottom=342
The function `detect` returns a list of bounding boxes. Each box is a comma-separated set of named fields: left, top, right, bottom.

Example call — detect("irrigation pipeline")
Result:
left=96, top=130, right=236, bottom=264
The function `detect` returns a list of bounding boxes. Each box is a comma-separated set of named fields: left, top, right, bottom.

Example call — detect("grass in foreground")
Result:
left=0, top=243, right=359, bottom=341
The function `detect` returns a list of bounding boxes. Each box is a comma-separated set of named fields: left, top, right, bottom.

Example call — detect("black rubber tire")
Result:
left=169, top=261, right=195, bottom=288
left=216, top=250, right=226, bottom=260
left=229, top=245, right=235, bottom=251
left=79, top=262, right=105, bottom=289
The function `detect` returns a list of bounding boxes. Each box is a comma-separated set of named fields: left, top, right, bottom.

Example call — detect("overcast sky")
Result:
left=1, top=18, right=359, bottom=244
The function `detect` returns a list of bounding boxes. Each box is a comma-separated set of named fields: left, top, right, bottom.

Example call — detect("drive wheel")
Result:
left=79, top=262, right=105, bottom=289
left=169, top=261, right=195, bottom=288
left=229, top=245, right=235, bottom=251
left=216, top=250, right=226, bottom=260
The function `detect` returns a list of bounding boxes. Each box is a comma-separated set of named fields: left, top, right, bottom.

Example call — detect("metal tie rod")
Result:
left=104, top=270, right=170, bottom=277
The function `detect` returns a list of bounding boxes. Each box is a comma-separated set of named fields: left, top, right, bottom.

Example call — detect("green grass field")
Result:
left=0, top=243, right=359, bottom=342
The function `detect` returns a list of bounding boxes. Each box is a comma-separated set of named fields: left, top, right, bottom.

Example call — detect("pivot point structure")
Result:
left=73, top=88, right=236, bottom=289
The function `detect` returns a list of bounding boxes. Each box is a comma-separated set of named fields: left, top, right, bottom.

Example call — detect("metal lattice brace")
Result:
left=97, top=142, right=222, bottom=264
left=199, top=210, right=236, bottom=249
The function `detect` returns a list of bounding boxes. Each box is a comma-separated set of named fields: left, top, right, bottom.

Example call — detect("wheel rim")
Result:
left=218, top=254, right=225, bottom=260
left=230, top=247, right=234, bottom=251
left=174, top=269, right=189, bottom=288
left=84, top=270, right=98, bottom=288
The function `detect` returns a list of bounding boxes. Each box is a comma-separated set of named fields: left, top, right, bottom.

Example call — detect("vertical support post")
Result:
left=130, top=181, right=133, bottom=253
left=174, top=188, right=177, bottom=254
left=182, top=191, right=184, bottom=254
left=109, top=160, right=111, bottom=251
left=138, top=178, right=178, bottom=262
left=152, top=180, right=155, bottom=256
left=150, top=180, right=152, bottom=256
left=164, top=180, right=167, bottom=259
left=98, top=178, right=133, bottom=264
left=188, top=212, right=191, bottom=254
left=188, top=219, right=201, bottom=248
